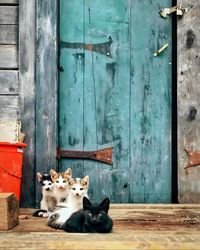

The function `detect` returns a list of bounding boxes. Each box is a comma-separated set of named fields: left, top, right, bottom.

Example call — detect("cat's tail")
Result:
left=32, top=209, right=48, bottom=217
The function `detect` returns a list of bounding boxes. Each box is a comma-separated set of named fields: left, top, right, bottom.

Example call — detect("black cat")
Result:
left=62, top=197, right=113, bottom=233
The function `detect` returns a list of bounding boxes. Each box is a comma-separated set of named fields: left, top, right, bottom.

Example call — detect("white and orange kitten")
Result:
left=50, top=168, right=72, bottom=204
left=47, top=175, right=89, bottom=229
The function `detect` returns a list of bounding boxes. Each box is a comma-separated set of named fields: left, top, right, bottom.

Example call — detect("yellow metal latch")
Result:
left=154, top=43, right=169, bottom=57
left=160, top=5, right=187, bottom=18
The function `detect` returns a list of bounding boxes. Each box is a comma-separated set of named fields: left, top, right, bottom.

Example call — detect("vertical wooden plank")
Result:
left=59, top=0, right=84, bottom=177
left=19, top=0, right=36, bottom=207
left=36, top=0, right=58, bottom=206
left=83, top=0, right=130, bottom=202
left=130, top=0, right=172, bottom=203
left=177, top=1, right=200, bottom=203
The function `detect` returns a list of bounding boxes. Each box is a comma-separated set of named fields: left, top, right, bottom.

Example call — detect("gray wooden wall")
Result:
left=0, top=0, right=200, bottom=206
left=0, top=0, right=19, bottom=123
left=0, top=0, right=35, bottom=207
left=178, top=1, right=200, bottom=203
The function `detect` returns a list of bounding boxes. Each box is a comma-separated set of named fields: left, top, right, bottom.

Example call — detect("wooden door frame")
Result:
left=35, top=0, right=58, bottom=206
left=19, top=0, right=36, bottom=207
left=19, top=0, right=58, bottom=207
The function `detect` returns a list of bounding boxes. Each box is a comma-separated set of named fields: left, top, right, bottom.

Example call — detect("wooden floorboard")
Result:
left=1, top=205, right=200, bottom=249
left=13, top=205, right=200, bottom=232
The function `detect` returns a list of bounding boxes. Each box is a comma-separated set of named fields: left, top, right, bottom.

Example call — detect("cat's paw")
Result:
left=42, top=212, right=49, bottom=218
left=57, top=202, right=68, bottom=207
left=38, top=211, right=44, bottom=217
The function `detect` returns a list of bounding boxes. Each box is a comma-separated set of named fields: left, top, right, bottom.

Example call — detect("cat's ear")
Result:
left=83, top=196, right=92, bottom=210
left=50, top=169, right=57, bottom=179
left=100, top=198, right=110, bottom=213
left=69, top=177, right=75, bottom=186
left=65, top=168, right=72, bottom=177
left=37, top=172, right=43, bottom=182
left=81, top=175, right=89, bottom=187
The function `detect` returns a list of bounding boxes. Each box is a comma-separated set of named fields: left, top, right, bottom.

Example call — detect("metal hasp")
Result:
left=184, top=149, right=200, bottom=173
left=60, top=36, right=113, bottom=57
left=160, top=5, right=187, bottom=18
left=57, top=147, right=113, bottom=165
left=154, top=43, right=169, bottom=57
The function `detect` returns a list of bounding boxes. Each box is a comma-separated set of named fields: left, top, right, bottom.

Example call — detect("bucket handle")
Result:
left=0, top=165, right=22, bottom=179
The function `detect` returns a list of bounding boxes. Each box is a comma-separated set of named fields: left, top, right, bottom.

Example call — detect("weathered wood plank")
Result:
left=1, top=232, right=200, bottom=250
left=59, top=0, right=84, bottom=179
left=0, top=70, right=18, bottom=94
left=6, top=205, right=200, bottom=232
left=0, top=0, right=18, bottom=4
left=0, top=25, right=18, bottom=44
left=0, top=7, right=18, bottom=24
left=130, top=0, right=172, bottom=203
left=178, top=1, right=200, bottom=203
left=0, top=45, right=18, bottom=68
left=36, top=0, right=58, bottom=206
left=82, top=0, right=130, bottom=202
left=19, top=0, right=36, bottom=208
left=0, top=95, right=19, bottom=120
left=1, top=231, right=200, bottom=250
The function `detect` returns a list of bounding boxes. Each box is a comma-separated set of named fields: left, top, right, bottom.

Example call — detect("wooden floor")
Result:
left=1, top=204, right=200, bottom=249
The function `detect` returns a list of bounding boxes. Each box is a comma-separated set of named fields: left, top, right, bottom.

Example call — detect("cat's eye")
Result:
left=63, top=180, right=66, bottom=183
left=72, top=188, right=76, bottom=190
left=48, top=183, right=51, bottom=185
left=56, top=180, right=59, bottom=183
left=97, top=213, right=103, bottom=219
left=80, top=188, right=84, bottom=191
left=87, top=212, right=92, bottom=217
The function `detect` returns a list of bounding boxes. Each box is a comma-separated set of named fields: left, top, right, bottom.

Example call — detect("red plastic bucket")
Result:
left=0, top=142, right=27, bottom=200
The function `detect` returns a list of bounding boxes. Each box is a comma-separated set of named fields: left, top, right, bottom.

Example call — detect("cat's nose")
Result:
left=92, top=216, right=97, bottom=222
left=76, top=193, right=79, bottom=196
left=46, top=188, right=50, bottom=191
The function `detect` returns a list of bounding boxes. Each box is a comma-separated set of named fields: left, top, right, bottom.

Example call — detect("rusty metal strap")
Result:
left=60, top=37, right=113, bottom=58
left=57, top=147, right=113, bottom=165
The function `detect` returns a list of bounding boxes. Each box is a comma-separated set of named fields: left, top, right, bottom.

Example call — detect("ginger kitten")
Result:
left=50, top=168, right=72, bottom=204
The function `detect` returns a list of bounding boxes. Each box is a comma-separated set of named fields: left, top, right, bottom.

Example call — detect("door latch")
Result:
left=154, top=43, right=169, bottom=57
left=160, top=5, right=187, bottom=18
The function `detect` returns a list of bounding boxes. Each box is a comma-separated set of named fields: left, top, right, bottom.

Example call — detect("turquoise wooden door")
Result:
left=59, top=0, right=172, bottom=203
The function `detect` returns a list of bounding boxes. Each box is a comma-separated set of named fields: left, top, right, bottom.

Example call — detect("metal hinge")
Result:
left=57, top=147, right=113, bottom=165
left=160, top=5, right=187, bottom=18
left=184, top=149, right=200, bottom=173
left=60, top=37, right=113, bottom=58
